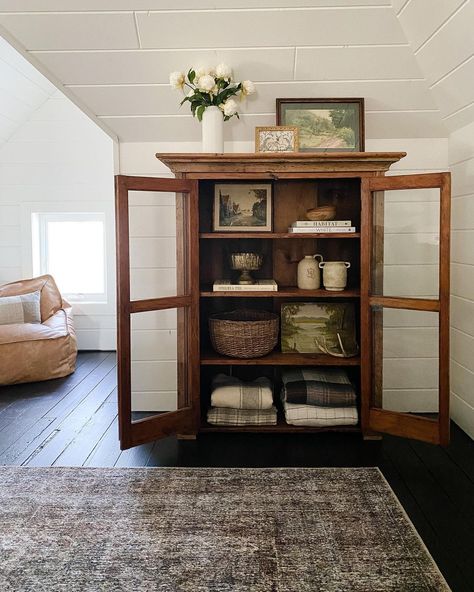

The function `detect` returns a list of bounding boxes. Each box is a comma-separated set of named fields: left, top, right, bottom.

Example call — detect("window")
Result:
left=32, top=212, right=107, bottom=303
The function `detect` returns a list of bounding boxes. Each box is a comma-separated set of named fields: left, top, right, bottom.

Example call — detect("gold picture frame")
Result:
left=255, top=126, right=299, bottom=153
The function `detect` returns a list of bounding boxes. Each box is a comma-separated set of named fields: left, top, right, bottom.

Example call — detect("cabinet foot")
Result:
left=177, top=433, right=197, bottom=440
left=363, top=432, right=382, bottom=441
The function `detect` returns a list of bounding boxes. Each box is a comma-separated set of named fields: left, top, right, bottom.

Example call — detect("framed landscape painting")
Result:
left=213, top=183, right=272, bottom=232
left=276, top=98, right=365, bottom=152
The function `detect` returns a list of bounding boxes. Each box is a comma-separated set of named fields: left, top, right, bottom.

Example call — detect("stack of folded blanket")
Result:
left=207, top=373, right=277, bottom=426
left=281, top=368, right=358, bottom=427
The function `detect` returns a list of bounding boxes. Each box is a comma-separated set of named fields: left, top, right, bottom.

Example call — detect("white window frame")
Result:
left=22, top=202, right=116, bottom=315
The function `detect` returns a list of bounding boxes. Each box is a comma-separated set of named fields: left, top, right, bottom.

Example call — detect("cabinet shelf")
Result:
left=200, top=232, right=360, bottom=239
left=200, top=418, right=360, bottom=434
left=200, top=350, right=361, bottom=366
left=200, top=286, right=360, bottom=298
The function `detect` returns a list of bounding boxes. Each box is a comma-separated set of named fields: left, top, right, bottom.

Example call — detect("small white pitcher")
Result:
left=297, top=254, right=323, bottom=290
left=319, top=261, right=351, bottom=291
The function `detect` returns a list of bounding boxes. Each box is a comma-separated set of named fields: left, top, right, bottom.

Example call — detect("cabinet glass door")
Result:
left=115, top=175, right=199, bottom=450
left=361, top=173, right=450, bottom=445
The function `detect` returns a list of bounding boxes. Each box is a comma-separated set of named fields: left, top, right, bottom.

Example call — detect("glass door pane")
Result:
left=128, top=190, right=187, bottom=300
left=372, top=187, right=440, bottom=298
left=372, top=306, right=439, bottom=418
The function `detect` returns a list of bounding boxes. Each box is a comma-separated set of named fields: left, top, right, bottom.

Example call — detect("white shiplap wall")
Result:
left=120, top=137, right=448, bottom=412
left=449, top=121, right=474, bottom=438
left=396, top=0, right=474, bottom=132
left=0, top=88, right=116, bottom=350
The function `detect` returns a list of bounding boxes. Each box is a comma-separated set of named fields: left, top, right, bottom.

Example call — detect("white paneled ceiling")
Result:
left=0, top=0, right=472, bottom=142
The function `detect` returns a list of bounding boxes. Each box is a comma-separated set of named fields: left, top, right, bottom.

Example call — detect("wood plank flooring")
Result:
left=1, top=351, right=473, bottom=591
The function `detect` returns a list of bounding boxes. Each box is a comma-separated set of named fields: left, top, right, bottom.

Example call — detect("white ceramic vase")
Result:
left=319, top=261, right=351, bottom=291
left=202, top=106, right=224, bottom=153
left=297, top=254, right=323, bottom=290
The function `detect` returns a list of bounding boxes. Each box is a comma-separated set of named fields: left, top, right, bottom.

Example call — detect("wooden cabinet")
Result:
left=115, top=153, right=450, bottom=449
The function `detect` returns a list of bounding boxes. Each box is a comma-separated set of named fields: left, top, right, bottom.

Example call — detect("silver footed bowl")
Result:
left=230, top=252, right=263, bottom=285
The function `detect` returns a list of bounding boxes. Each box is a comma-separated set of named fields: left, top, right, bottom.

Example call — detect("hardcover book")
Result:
left=291, top=220, right=351, bottom=227
left=213, top=280, right=278, bottom=292
left=288, top=226, right=356, bottom=234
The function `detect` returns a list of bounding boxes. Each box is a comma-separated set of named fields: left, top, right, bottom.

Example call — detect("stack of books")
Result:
left=288, top=220, right=356, bottom=234
left=213, top=280, right=278, bottom=292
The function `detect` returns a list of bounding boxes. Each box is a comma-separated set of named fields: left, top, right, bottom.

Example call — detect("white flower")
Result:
left=211, top=84, right=219, bottom=96
left=195, top=67, right=208, bottom=79
left=196, top=74, right=215, bottom=92
left=195, top=66, right=216, bottom=79
left=222, top=98, right=238, bottom=117
left=216, top=63, right=232, bottom=80
left=169, top=71, right=185, bottom=90
left=241, top=80, right=255, bottom=96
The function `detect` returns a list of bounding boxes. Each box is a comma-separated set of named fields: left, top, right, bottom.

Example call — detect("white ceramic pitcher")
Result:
left=297, top=254, right=323, bottom=290
left=319, top=261, right=351, bottom=291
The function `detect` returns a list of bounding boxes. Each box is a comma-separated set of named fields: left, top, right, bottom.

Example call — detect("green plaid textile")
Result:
left=282, top=368, right=356, bottom=406
left=207, top=406, right=278, bottom=426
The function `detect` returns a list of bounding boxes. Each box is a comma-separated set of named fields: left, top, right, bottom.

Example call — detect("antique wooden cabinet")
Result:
left=115, top=153, right=450, bottom=450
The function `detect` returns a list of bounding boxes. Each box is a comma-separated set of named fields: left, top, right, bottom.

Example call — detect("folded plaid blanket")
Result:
left=283, top=402, right=358, bottom=427
left=281, top=368, right=356, bottom=406
left=211, top=374, right=273, bottom=410
left=282, top=368, right=351, bottom=385
left=207, top=406, right=278, bottom=426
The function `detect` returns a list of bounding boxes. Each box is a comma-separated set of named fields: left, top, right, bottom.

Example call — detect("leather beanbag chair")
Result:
left=0, top=275, right=77, bottom=385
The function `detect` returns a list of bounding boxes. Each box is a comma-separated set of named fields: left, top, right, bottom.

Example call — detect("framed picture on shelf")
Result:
left=213, top=183, right=272, bottom=232
left=276, top=98, right=365, bottom=152
left=255, top=126, right=299, bottom=153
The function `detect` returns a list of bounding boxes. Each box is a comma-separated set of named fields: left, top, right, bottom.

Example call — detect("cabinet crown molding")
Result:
left=156, top=152, right=406, bottom=175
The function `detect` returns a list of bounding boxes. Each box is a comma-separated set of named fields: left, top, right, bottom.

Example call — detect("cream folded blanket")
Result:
left=207, top=406, right=278, bottom=426
left=211, top=374, right=273, bottom=410
left=283, top=401, right=358, bottom=427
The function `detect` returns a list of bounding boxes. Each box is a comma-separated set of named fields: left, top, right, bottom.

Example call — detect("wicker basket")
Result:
left=209, top=309, right=279, bottom=358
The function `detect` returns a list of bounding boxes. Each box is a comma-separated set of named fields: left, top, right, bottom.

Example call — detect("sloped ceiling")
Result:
left=0, top=0, right=472, bottom=143
left=0, top=35, right=56, bottom=147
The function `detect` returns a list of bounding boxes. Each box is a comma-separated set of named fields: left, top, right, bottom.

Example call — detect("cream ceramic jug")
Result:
left=297, top=254, right=323, bottom=290
left=319, top=261, right=350, bottom=291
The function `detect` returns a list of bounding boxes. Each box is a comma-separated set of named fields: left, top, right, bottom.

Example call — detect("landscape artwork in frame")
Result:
left=281, top=302, right=359, bottom=357
left=276, top=98, right=365, bottom=152
left=213, top=183, right=272, bottom=232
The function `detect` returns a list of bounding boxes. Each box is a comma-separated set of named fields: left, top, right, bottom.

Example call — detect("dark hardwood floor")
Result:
left=1, top=351, right=473, bottom=591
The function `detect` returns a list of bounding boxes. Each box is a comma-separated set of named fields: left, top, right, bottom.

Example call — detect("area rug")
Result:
left=0, top=467, right=449, bottom=592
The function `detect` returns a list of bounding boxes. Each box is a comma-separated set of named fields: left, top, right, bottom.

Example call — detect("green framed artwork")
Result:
left=281, top=302, right=359, bottom=357
left=276, top=98, right=365, bottom=152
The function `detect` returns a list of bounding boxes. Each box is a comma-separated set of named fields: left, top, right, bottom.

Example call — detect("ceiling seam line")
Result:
left=429, top=54, right=474, bottom=90
left=0, top=5, right=396, bottom=15
left=442, top=100, right=474, bottom=121
left=64, top=78, right=427, bottom=88
left=133, top=12, right=142, bottom=49
left=29, top=43, right=411, bottom=53
left=97, top=109, right=441, bottom=119
left=413, top=0, right=470, bottom=55
left=396, top=0, right=411, bottom=17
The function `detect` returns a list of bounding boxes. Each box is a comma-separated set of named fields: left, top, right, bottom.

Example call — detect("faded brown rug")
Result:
left=0, top=467, right=449, bottom=591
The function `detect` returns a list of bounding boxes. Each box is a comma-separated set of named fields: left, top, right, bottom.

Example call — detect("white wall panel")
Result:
left=136, top=8, right=405, bottom=49
left=295, top=46, right=422, bottom=80
left=397, top=0, right=465, bottom=52
left=415, top=1, right=474, bottom=86
left=37, top=48, right=295, bottom=86
left=0, top=13, right=138, bottom=51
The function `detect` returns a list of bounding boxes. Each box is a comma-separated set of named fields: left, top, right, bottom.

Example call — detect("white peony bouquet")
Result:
left=169, top=64, right=255, bottom=121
